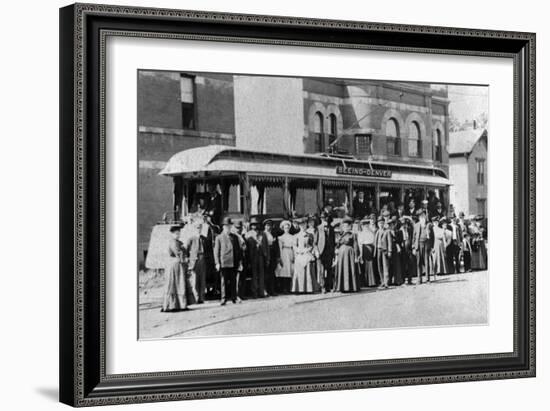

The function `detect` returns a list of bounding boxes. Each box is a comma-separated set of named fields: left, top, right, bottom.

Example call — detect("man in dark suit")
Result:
left=214, top=217, right=243, bottom=305
left=352, top=190, right=370, bottom=220
left=412, top=209, right=433, bottom=284
left=433, top=201, right=445, bottom=220
left=246, top=216, right=267, bottom=298
left=206, top=183, right=223, bottom=226
left=261, top=219, right=279, bottom=297
left=404, top=199, right=417, bottom=217
left=202, top=213, right=218, bottom=296
left=399, top=216, right=415, bottom=284
left=185, top=220, right=208, bottom=303
left=316, top=211, right=336, bottom=292
left=447, top=217, right=463, bottom=274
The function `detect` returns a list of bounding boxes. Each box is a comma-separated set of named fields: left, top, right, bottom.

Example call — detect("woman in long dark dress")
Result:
left=469, top=220, right=488, bottom=270
left=334, top=217, right=359, bottom=292
left=162, top=225, right=193, bottom=312
left=357, top=216, right=377, bottom=287
left=388, top=217, right=403, bottom=285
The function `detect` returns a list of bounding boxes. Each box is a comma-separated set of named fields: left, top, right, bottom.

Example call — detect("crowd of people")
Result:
left=160, top=195, right=488, bottom=313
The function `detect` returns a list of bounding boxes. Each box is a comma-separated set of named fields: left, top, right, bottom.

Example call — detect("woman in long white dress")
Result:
left=277, top=220, right=295, bottom=294
left=291, top=217, right=317, bottom=293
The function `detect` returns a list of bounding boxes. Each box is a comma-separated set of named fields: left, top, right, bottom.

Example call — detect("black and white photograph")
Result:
left=137, top=71, right=489, bottom=339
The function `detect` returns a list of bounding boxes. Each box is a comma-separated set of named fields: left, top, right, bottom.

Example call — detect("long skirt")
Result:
left=432, top=242, right=450, bottom=274
left=390, top=251, right=403, bottom=285
left=278, top=247, right=294, bottom=279
left=401, top=249, right=416, bottom=282
left=291, top=253, right=317, bottom=293
left=471, top=241, right=488, bottom=270
left=162, top=258, right=194, bottom=311
left=361, top=244, right=377, bottom=286
left=335, top=245, right=359, bottom=292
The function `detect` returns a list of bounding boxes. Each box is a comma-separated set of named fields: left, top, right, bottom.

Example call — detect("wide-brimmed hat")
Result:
left=280, top=220, right=291, bottom=229
left=234, top=220, right=243, bottom=229
left=249, top=216, right=262, bottom=227
left=307, top=214, right=318, bottom=223
left=416, top=209, right=427, bottom=216
left=169, top=224, right=183, bottom=233
left=342, top=216, right=354, bottom=225
left=221, top=217, right=233, bottom=226
left=360, top=217, right=370, bottom=225
left=263, top=218, right=274, bottom=226
left=295, top=216, right=308, bottom=225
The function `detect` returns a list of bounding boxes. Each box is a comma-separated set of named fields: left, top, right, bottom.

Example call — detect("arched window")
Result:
left=434, top=128, right=442, bottom=162
left=408, top=121, right=421, bottom=157
left=328, top=114, right=338, bottom=148
left=386, top=118, right=400, bottom=156
left=312, top=111, right=324, bottom=152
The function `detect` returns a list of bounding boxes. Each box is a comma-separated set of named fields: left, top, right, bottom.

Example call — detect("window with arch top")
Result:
left=328, top=113, right=338, bottom=149
left=313, top=111, right=324, bottom=152
left=408, top=120, right=422, bottom=157
left=386, top=117, right=400, bottom=156
left=434, top=128, right=443, bottom=162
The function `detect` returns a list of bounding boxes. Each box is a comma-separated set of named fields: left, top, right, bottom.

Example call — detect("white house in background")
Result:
left=448, top=127, right=488, bottom=217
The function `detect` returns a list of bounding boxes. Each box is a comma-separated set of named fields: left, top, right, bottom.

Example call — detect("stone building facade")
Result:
left=137, top=70, right=450, bottom=265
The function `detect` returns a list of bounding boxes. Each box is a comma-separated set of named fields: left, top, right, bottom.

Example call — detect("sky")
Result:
left=445, top=84, right=489, bottom=123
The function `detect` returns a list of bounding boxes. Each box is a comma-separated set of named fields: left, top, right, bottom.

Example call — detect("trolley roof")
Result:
left=160, top=145, right=450, bottom=186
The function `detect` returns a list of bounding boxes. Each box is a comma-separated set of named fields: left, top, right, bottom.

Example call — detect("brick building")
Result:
left=137, top=70, right=450, bottom=265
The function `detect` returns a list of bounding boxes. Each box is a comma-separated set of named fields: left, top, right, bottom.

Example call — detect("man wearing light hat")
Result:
left=412, top=209, right=434, bottom=284
left=374, top=215, right=389, bottom=288
left=185, top=219, right=207, bottom=303
left=214, top=217, right=243, bottom=305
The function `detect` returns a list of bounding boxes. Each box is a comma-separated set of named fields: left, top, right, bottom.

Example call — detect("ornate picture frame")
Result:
left=59, top=3, right=535, bottom=407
